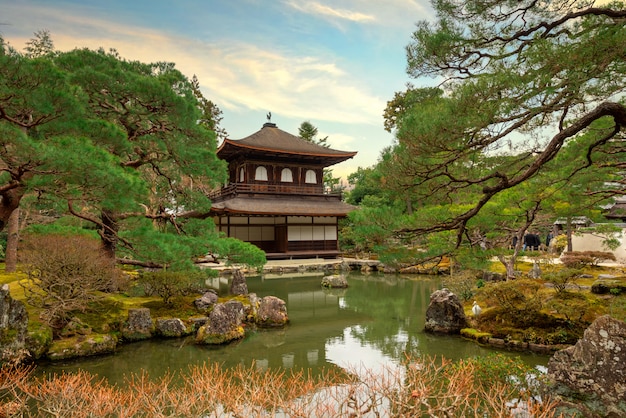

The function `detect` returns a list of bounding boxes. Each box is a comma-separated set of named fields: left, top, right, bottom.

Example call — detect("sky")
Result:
left=1, top=0, right=436, bottom=180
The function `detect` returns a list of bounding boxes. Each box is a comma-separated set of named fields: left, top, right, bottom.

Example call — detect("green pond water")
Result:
left=36, top=272, right=550, bottom=385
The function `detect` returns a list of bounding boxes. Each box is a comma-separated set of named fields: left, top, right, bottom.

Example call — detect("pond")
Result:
left=36, top=271, right=550, bottom=385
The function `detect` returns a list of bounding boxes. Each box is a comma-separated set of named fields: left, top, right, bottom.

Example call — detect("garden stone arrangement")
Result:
left=0, top=271, right=288, bottom=363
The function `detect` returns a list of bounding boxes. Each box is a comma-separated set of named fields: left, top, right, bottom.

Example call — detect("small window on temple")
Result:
left=255, top=166, right=268, bottom=181
left=281, top=168, right=293, bottom=182
left=305, top=169, right=317, bottom=184
left=239, top=167, right=245, bottom=182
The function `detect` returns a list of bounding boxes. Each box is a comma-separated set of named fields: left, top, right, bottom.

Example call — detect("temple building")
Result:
left=208, top=121, right=357, bottom=259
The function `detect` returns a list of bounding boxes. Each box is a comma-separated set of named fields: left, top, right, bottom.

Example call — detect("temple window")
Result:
left=255, top=166, right=268, bottom=181
left=281, top=168, right=293, bottom=182
left=305, top=169, right=317, bottom=184
left=239, top=167, right=245, bottom=182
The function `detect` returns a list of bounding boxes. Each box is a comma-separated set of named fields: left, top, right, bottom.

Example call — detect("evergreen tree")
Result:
left=376, top=0, right=626, bottom=260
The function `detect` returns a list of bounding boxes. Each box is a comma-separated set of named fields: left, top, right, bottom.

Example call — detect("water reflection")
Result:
left=36, top=272, right=550, bottom=385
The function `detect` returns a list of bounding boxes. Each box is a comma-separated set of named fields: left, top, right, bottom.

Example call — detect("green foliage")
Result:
left=139, top=270, right=206, bottom=305
left=340, top=198, right=403, bottom=254
left=553, top=235, right=568, bottom=253
left=362, top=0, right=626, bottom=266
left=23, top=221, right=99, bottom=238
left=208, top=236, right=267, bottom=269
left=441, top=271, right=479, bottom=301
left=483, top=280, right=543, bottom=327
left=543, top=268, right=582, bottom=293
left=1, top=33, right=241, bottom=277
left=456, top=354, right=535, bottom=390
left=544, top=291, right=593, bottom=324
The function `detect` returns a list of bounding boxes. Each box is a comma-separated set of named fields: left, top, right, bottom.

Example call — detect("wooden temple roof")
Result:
left=210, top=196, right=355, bottom=217
left=605, top=199, right=626, bottom=220
left=217, top=122, right=357, bottom=166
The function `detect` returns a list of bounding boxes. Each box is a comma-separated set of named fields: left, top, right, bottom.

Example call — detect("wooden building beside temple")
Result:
left=208, top=121, right=357, bottom=259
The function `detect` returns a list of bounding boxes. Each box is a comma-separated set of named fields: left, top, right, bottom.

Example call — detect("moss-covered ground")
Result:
left=459, top=257, right=626, bottom=346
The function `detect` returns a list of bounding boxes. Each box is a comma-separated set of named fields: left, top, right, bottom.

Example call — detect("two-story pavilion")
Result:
left=208, top=121, right=357, bottom=259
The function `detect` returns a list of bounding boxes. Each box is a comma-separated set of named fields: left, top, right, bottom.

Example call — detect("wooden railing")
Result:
left=209, top=183, right=342, bottom=200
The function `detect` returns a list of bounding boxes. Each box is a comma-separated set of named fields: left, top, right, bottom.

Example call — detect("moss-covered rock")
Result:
left=154, top=317, right=192, bottom=338
left=196, top=324, right=245, bottom=345
left=195, top=301, right=245, bottom=345
left=25, top=323, right=53, bottom=360
left=460, top=327, right=492, bottom=343
left=591, top=277, right=626, bottom=294
left=47, top=333, right=118, bottom=361
left=121, top=308, right=154, bottom=341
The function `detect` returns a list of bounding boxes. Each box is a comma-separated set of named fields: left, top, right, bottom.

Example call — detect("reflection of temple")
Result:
left=239, top=275, right=363, bottom=370
left=208, top=121, right=357, bottom=259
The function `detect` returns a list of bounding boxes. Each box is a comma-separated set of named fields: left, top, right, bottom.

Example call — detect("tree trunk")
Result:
left=497, top=253, right=517, bottom=280
left=101, top=209, right=119, bottom=260
left=0, top=188, right=25, bottom=232
left=4, top=207, right=19, bottom=272
left=406, top=197, right=413, bottom=215
left=566, top=218, right=573, bottom=252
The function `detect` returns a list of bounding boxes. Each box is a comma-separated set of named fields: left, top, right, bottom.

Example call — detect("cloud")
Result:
left=284, top=1, right=376, bottom=23
left=283, top=0, right=432, bottom=28
left=4, top=3, right=385, bottom=127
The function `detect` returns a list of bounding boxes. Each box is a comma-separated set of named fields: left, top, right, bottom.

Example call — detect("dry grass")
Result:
left=0, top=354, right=562, bottom=417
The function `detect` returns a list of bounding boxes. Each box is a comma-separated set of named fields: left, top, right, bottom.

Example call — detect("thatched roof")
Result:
left=217, top=123, right=357, bottom=166
left=210, top=196, right=355, bottom=217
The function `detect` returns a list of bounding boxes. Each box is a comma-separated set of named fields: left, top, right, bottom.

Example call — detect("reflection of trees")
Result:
left=341, top=274, right=441, bottom=359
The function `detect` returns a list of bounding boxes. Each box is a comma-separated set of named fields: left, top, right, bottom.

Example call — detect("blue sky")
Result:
left=1, top=0, right=435, bottom=179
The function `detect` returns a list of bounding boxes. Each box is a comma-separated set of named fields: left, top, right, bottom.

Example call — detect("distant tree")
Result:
left=298, top=121, right=329, bottom=148
left=23, top=29, right=54, bottom=58
left=298, top=121, right=340, bottom=192
left=191, top=75, right=228, bottom=141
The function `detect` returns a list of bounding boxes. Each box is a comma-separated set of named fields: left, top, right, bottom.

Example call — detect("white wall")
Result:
left=569, top=229, right=626, bottom=263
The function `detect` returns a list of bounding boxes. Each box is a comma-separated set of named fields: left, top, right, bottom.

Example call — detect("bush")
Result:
left=139, top=270, right=206, bottom=305
left=481, top=280, right=544, bottom=328
left=543, top=268, right=582, bottom=293
left=19, top=234, right=121, bottom=332
left=560, top=251, right=616, bottom=268
left=0, top=354, right=559, bottom=417
left=441, top=271, right=479, bottom=301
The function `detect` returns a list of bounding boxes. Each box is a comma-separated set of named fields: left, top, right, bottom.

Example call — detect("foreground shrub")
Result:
left=0, top=354, right=560, bottom=417
left=19, top=234, right=122, bottom=332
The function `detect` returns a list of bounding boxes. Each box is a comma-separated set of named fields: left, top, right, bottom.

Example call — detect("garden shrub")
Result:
left=543, top=268, right=582, bottom=293
left=139, top=270, right=206, bottom=305
left=19, top=234, right=122, bottom=332
left=560, top=251, right=616, bottom=268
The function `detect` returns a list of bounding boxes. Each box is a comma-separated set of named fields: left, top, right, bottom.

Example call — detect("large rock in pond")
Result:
left=230, top=269, right=248, bottom=295
left=155, top=318, right=191, bottom=338
left=121, top=308, right=154, bottom=341
left=321, top=274, right=348, bottom=288
left=0, top=284, right=29, bottom=365
left=196, top=301, right=245, bottom=345
left=47, top=333, right=118, bottom=361
left=193, top=290, right=218, bottom=313
left=256, top=296, right=289, bottom=328
left=424, top=288, right=468, bottom=334
left=547, top=315, right=626, bottom=417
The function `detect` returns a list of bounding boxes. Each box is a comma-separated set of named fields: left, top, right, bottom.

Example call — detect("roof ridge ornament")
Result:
left=263, top=111, right=277, bottom=128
